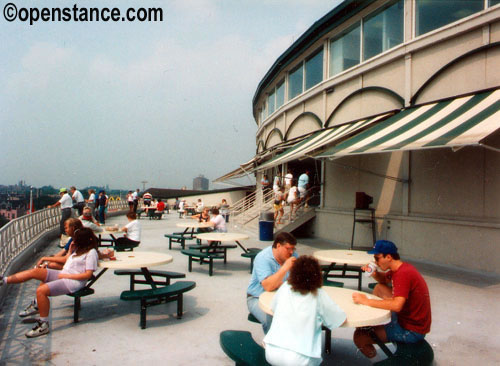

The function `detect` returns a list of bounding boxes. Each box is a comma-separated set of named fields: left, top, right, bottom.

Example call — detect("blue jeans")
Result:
left=385, top=313, right=425, bottom=343
left=98, top=206, right=106, bottom=224
left=247, top=296, right=273, bottom=334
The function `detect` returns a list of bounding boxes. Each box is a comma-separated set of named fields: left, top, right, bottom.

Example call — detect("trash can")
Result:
left=259, top=211, right=274, bottom=241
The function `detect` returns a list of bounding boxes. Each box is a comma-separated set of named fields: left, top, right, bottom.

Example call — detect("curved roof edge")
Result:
left=252, top=0, right=376, bottom=117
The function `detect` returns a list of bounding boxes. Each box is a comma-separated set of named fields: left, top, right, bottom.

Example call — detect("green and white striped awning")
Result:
left=256, top=112, right=392, bottom=171
left=315, top=89, right=500, bottom=159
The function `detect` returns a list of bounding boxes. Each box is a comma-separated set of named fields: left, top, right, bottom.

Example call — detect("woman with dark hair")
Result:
left=0, top=228, right=99, bottom=338
left=209, top=207, right=227, bottom=233
left=263, top=256, right=346, bottom=366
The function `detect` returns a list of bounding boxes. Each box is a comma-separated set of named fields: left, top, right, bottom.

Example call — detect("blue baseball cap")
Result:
left=368, top=240, right=398, bottom=255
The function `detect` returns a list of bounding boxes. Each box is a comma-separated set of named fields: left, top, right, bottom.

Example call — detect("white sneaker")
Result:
left=25, top=320, right=49, bottom=338
left=19, top=301, right=39, bottom=317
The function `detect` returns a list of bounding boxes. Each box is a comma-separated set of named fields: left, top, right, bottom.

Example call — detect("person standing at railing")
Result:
left=298, top=170, right=310, bottom=208
left=86, top=189, right=96, bottom=218
left=70, top=186, right=85, bottom=216
left=47, top=188, right=73, bottom=236
left=96, top=190, right=108, bottom=224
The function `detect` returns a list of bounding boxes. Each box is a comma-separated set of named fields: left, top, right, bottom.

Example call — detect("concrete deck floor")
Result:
left=1, top=213, right=499, bottom=365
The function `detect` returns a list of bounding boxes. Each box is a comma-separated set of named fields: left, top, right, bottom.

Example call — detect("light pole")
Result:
left=141, top=181, right=148, bottom=192
left=29, top=186, right=33, bottom=214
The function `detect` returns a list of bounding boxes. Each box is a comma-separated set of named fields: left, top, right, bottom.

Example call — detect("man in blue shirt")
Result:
left=247, top=232, right=298, bottom=333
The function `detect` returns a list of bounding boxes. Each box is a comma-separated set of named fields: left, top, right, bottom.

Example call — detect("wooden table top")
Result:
left=259, top=286, right=390, bottom=328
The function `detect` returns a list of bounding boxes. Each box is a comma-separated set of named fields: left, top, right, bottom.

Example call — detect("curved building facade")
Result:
left=252, top=0, right=500, bottom=274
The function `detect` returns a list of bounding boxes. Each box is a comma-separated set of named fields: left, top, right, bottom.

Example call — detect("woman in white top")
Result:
left=264, top=256, right=346, bottom=366
left=115, top=212, right=141, bottom=250
left=209, top=207, right=227, bottom=233
left=287, top=179, right=300, bottom=219
left=0, top=228, right=99, bottom=338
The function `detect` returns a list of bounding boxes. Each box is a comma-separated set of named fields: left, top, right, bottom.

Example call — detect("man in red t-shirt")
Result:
left=351, top=240, right=431, bottom=358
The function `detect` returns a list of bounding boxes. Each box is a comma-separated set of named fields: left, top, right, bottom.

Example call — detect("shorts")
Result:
left=273, top=203, right=282, bottom=211
left=45, top=269, right=82, bottom=296
left=384, top=313, right=426, bottom=343
left=298, top=186, right=306, bottom=198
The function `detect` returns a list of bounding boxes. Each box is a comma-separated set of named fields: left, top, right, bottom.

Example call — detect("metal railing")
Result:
left=0, top=200, right=128, bottom=275
left=230, top=187, right=319, bottom=232
left=230, top=189, right=275, bottom=227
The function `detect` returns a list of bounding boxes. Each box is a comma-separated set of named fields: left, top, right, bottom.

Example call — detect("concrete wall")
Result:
left=166, top=190, right=249, bottom=208
left=315, top=132, right=500, bottom=275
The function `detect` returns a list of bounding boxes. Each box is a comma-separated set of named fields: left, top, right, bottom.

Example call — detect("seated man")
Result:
left=246, top=232, right=298, bottom=333
left=79, top=206, right=103, bottom=233
left=156, top=199, right=165, bottom=212
left=115, top=212, right=141, bottom=250
left=352, top=240, right=432, bottom=358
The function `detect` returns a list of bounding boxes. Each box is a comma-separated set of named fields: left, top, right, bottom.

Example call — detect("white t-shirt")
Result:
left=284, top=173, right=293, bottom=186
left=287, top=186, right=299, bottom=203
left=179, top=201, right=185, bottom=212
left=59, top=193, right=73, bottom=209
left=88, top=193, right=95, bottom=203
left=61, top=249, right=99, bottom=293
left=264, top=282, right=346, bottom=359
left=72, top=190, right=84, bottom=203
left=132, top=191, right=138, bottom=200
left=125, top=219, right=141, bottom=242
left=211, top=215, right=227, bottom=232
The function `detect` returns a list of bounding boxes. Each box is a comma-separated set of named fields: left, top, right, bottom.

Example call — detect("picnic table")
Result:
left=314, top=249, right=374, bottom=291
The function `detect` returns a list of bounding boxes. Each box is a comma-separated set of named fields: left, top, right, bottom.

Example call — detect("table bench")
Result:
left=321, top=264, right=363, bottom=290
left=181, top=249, right=225, bottom=276
left=67, top=287, right=95, bottom=323
left=120, top=280, right=196, bottom=329
left=220, top=330, right=270, bottom=366
left=114, top=269, right=186, bottom=290
left=374, top=340, right=434, bottom=365
left=240, top=248, right=261, bottom=273
left=187, top=244, right=237, bottom=264
left=164, top=234, right=196, bottom=249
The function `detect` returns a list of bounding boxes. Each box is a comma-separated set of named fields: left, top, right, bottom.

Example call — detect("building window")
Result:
left=268, top=90, right=275, bottom=116
left=288, top=63, right=304, bottom=100
left=363, top=0, right=403, bottom=61
left=490, top=0, right=500, bottom=6
left=416, top=0, right=484, bottom=36
left=329, top=22, right=361, bottom=77
left=261, top=102, right=266, bottom=122
left=276, top=79, right=285, bottom=109
left=305, top=48, right=324, bottom=90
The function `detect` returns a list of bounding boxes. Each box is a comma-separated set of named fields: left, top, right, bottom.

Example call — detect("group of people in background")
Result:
left=48, top=187, right=109, bottom=235
left=262, top=169, right=311, bottom=225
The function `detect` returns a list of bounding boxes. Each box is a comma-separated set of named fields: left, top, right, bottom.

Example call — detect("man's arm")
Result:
left=352, top=293, right=406, bottom=312
left=261, top=256, right=296, bottom=292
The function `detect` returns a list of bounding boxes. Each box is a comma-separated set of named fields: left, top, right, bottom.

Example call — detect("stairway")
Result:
left=229, top=189, right=316, bottom=237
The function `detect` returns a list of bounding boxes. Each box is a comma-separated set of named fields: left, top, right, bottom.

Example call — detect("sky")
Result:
left=1, top=0, right=343, bottom=190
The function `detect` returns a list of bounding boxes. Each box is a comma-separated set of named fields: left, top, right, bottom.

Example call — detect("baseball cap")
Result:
left=59, top=188, right=67, bottom=193
left=368, top=240, right=398, bottom=255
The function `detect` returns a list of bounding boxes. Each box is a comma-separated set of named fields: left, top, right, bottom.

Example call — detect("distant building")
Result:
left=193, top=175, right=209, bottom=191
